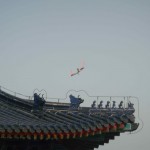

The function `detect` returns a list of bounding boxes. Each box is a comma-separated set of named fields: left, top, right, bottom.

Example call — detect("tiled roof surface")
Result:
left=0, top=90, right=139, bottom=150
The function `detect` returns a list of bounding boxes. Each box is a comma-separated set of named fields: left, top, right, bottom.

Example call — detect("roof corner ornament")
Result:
left=118, top=101, right=123, bottom=109
left=128, top=101, right=134, bottom=109
left=91, top=100, right=96, bottom=108
left=112, top=101, right=116, bottom=109
left=69, top=94, right=84, bottom=109
left=105, top=101, right=110, bottom=108
left=98, top=100, right=103, bottom=108
left=32, top=93, right=46, bottom=113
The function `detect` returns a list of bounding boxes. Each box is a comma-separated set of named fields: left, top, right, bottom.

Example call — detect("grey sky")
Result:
left=0, top=0, right=150, bottom=149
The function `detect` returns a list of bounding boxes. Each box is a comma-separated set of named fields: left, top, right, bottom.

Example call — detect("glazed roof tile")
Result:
left=0, top=89, right=139, bottom=150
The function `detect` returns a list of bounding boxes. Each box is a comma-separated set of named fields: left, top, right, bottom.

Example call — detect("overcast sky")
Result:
left=0, top=0, right=150, bottom=149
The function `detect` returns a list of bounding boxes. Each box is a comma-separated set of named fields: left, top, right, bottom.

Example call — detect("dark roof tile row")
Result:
left=0, top=89, right=139, bottom=150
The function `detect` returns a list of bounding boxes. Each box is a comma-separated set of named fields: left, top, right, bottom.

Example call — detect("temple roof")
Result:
left=0, top=89, right=139, bottom=150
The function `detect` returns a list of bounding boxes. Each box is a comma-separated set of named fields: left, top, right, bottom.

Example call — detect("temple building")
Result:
left=0, top=88, right=139, bottom=150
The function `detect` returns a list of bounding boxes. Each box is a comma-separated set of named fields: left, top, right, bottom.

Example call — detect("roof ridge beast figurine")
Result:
left=69, top=94, right=84, bottom=109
